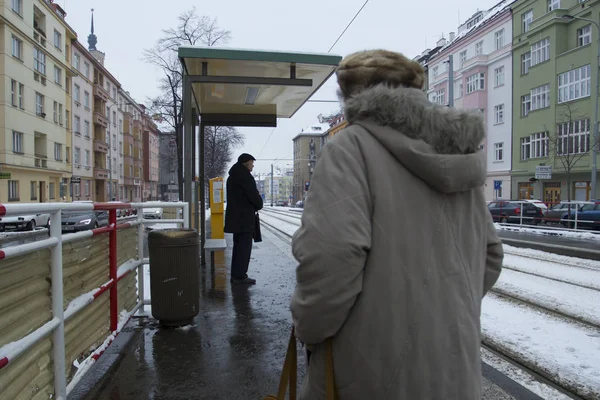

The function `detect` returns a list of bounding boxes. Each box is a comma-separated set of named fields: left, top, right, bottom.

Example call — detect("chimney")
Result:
left=436, top=37, right=447, bottom=47
left=449, top=32, right=456, bottom=41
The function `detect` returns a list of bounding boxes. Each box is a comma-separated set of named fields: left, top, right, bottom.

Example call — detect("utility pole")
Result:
left=448, top=54, right=454, bottom=107
left=270, top=163, right=274, bottom=207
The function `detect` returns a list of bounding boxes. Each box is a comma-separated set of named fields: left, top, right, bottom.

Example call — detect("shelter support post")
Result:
left=183, top=75, right=193, bottom=227
left=200, top=121, right=206, bottom=266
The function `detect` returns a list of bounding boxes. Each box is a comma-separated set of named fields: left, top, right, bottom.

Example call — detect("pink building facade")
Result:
left=427, top=0, right=514, bottom=201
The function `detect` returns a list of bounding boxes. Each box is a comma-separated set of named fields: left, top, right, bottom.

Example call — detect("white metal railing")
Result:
left=0, top=201, right=189, bottom=399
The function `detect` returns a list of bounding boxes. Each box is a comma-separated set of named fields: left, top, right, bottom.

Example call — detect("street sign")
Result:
left=535, top=166, right=552, bottom=179
left=493, top=180, right=502, bottom=190
left=0, top=172, right=11, bottom=179
left=70, top=176, right=81, bottom=183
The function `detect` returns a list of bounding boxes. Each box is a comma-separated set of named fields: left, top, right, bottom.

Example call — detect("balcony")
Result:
left=133, top=178, right=141, bottom=186
left=93, top=140, right=108, bottom=153
left=35, top=158, right=48, bottom=168
left=461, top=54, right=489, bottom=72
left=93, top=111, right=108, bottom=128
left=94, top=168, right=109, bottom=180
left=93, top=84, right=109, bottom=102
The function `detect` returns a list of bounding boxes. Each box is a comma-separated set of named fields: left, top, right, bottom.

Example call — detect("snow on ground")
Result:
left=495, top=223, right=600, bottom=241
left=502, top=247, right=600, bottom=291
left=493, top=268, right=600, bottom=326
left=482, top=293, right=600, bottom=398
left=258, top=213, right=300, bottom=237
left=503, top=245, right=600, bottom=271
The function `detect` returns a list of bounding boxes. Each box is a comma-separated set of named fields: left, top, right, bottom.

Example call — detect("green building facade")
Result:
left=511, top=0, right=599, bottom=203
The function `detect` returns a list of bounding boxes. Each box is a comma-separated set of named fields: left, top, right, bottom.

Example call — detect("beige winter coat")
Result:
left=290, top=84, right=504, bottom=399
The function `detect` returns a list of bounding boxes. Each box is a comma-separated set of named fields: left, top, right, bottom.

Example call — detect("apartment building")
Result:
left=413, top=38, right=448, bottom=94
left=427, top=0, right=515, bottom=201
left=158, top=132, right=178, bottom=201
left=70, top=40, right=96, bottom=200
left=1, top=0, right=76, bottom=204
left=119, top=89, right=144, bottom=202
left=511, top=0, right=599, bottom=202
left=292, top=122, right=329, bottom=203
left=142, top=108, right=160, bottom=201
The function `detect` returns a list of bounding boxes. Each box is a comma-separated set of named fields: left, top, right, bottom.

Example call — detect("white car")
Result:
left=0, top=213, right=50, bottom=231
left=143, top=207, right=163, bottom=219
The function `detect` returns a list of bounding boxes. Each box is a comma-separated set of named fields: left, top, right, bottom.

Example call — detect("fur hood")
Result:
left=342, top=84, right=487, bottom=193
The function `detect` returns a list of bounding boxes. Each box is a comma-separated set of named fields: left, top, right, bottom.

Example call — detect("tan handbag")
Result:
left=264, top=327, right=338, bottom=400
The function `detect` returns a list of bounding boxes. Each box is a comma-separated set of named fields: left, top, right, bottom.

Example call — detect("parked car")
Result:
left=0, top=213, right=50, bottom=232
left=560, top=201, right=600, bottom=229
left=61, top=211, right=109, bottom=233
left=542, top=202, right=585, bottom=224
left=487, top=200, right=543, bottom=225
left=143, top=207, right=163, bottom=219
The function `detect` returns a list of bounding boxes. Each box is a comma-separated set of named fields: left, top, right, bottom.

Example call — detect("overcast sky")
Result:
left=61, top=0, right=498, bottom=175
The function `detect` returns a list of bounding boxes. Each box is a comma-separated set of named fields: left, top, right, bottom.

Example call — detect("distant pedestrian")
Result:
left=290, top=49, right=503, bottom=399
left=224, top=153, right=263, bottom=284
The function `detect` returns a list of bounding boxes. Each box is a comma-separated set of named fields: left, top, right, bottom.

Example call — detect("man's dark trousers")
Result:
left=231, top=232, right=253, bottom=280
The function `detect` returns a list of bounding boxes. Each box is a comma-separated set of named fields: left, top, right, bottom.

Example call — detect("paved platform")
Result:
left=72, top=228, right=548, bottom=400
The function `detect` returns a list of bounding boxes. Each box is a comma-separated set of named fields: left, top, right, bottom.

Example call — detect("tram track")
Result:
left=259, top=209, right=599, bottom=399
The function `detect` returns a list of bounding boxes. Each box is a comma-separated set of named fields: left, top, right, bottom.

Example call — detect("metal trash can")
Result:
left=148, top=228, right=200, bottom=326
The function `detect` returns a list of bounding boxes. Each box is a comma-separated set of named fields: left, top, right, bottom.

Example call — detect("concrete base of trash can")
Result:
left=148, top=228, right=200, bottom=326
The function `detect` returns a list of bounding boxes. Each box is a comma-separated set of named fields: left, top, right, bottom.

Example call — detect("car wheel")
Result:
left=27, top=220, right=36, bottom=231
left=500, top=216, right=508, bottom=223
left=94, top=222, right=99, bottom=229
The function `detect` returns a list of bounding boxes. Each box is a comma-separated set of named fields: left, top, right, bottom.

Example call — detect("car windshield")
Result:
left=581, top=204, right=598, bottom=211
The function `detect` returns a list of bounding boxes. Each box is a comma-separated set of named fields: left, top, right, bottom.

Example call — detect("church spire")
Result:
left=87, top=8, right=97, bottom=51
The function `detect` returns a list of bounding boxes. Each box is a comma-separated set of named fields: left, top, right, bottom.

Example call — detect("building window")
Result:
left=30, top=181, right=37, bottom=200
left=10, top=79, right=17, bottom=106
left=531, top=84, right=550, bottom=110
left=522, top=52, right=531, bottom=75
left=33, top=48, right=46, bottom=75
left=54, top=143, right=62, bottom=161
left=494, top=104, right=505, bottom=124
left=557, top=118, right=590, bottom=155
left=558, top=64, right=591, bottom=103
left=66, top=146, right=70, bottom=162
left=12, top=131, right=23, bottom=153
left=53, top=29, right=62, bottom=50
left=522, top=94, right=532, bottom=116
left=54, top=66, right=62, bottom=85
left=494, top=66, right=505, bottom=87
left=548, top=0, right=561, bottom=11
left=18, top=83, right=24, bottom=109
left=74, top=147, right=81, bottom=165
left=59, top=104, right=63, bottom=125
left=578, top=25, right=592, bottom=47
left=8, top=181, right=19, bottom=201
left=475, top=41, right=483, bottom=55
left=35, top=92, right=44, bottom=116
left=494, top=142, right=504, bottom=161
left=495, top=29, right=505, bottom=50
left=53, top=101, right=58, bottom=122
left=85, top=181, right=90, bottom=196
left=75, top=115, right=81, bottom=133
left=12, top=0, right=22, bottom=15
left=531, top=38, right=550, bottom=66
left=84, top=121, right=90, bottom=137
left=522, top=10, right=533, bottom=33
left=49, top=182, right=55, bottom=200
left=74, top=84, right=80, bottom=103
left=12, top=35, right=23, bottom=60
left=85, top=150, right=90, bottom=167
left=84, top=91, right=90, bottom=108
left=74, top=54, right=80, bottom=70
left=459, top=50, right=467, bottom=67
left=84, top=62, right=89, bottom=78
left=431, top=88, right=446, bottom=105
left=521, top=132, right=549, bottom=160
left=466, top=72, right=485, bottom=94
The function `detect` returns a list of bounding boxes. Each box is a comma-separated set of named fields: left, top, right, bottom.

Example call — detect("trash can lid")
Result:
left=148, top=228, right=198, bottom=239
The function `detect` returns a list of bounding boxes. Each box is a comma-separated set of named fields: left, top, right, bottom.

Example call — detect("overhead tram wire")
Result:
left=256, top=0, right=370, bottom=157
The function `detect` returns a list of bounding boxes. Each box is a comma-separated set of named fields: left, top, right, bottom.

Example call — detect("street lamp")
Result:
left=562, top=14, right=599, bottom=199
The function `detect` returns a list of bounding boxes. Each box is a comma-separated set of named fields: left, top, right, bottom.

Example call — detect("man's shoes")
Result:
left=230, top=277, right=257, bottom=284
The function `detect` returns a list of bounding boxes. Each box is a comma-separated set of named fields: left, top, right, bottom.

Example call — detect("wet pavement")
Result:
left=77, top=228, right=306, bottom=400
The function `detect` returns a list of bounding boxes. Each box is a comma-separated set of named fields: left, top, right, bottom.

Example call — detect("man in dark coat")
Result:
left=224, top=153, right=263, bottom=284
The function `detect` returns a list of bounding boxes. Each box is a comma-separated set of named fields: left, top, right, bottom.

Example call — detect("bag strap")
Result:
left=276, top=327, right=297, bottom=399
left=325, top=337, right=337, bottom=400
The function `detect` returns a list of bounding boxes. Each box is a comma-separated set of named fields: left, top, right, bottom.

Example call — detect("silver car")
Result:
left=0, top=213, right=50, bottom=231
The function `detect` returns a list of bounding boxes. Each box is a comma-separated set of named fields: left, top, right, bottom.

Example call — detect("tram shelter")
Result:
left=178, top=47, right=341, bottom=265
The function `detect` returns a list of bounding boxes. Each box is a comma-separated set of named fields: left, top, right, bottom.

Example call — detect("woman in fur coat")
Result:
left=290, top=49, right=504, bottom=399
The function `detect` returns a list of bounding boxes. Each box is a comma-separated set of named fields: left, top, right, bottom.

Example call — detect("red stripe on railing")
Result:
left=93, top=202, right=132, bottom=211
left=0, top=357, right=8, bottom=369
left=116, top=222, right=131, bottom=230
left=92, top=226, right=113, bottom=236
left=0, top=204, right=6, bottom=217
left=0, top=250, right=5, bottom=260
left=93, top=280, right=115, bottom=300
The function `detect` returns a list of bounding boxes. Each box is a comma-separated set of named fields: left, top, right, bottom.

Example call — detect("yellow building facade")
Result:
left=0, top=0, right=75, bottom=203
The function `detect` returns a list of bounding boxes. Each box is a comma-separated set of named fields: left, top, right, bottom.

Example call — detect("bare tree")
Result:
left=545, top=103, right=599, bottom=203
left=143, top=7, right=238, bottom=200
left=204, top=126, right=244, bottom=186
